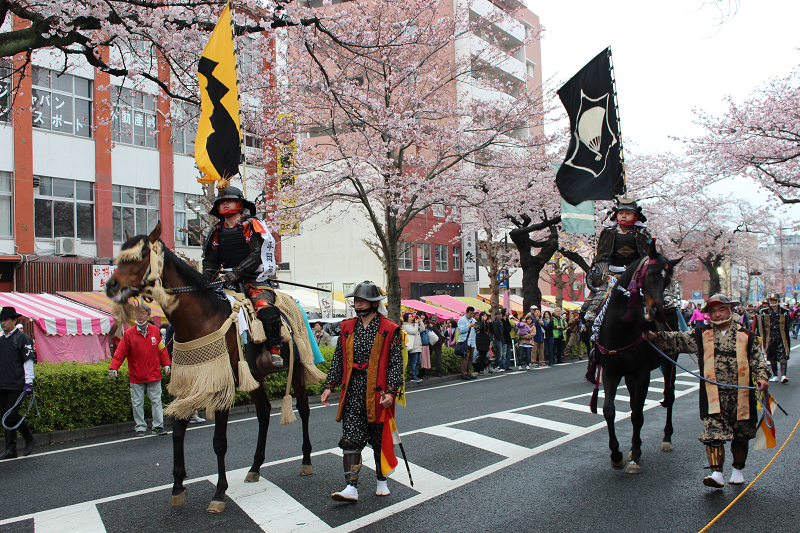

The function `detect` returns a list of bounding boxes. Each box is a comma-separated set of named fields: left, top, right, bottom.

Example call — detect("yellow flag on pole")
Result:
left=195, top=2, right=242, bottom=184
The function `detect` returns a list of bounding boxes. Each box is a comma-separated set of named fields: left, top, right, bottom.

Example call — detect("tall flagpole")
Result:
left=607, top=47, right=626, bottom=195
left=230, top=1, right=248, bottom=199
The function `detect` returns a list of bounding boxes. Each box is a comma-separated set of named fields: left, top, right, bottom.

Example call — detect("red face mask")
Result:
left=616, top=211, right=638, bottom=226
left=218, top=200, right=242, bottom=215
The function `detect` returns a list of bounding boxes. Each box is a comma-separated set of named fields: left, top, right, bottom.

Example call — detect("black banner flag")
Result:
left=556, top=48, right=624, bottom=206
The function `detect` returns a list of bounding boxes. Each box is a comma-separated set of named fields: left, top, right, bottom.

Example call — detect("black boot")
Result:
left=257, top=307, right=284, bottom=367
left=1, top=429, right=18, bottom=460
left=20, top=422, right=35, bottom=457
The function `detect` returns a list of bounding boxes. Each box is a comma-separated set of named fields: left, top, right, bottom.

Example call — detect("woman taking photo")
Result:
left=402, top=313, right=423, bottom=382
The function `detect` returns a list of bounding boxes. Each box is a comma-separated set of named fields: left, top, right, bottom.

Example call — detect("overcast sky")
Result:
left=533, top=0, right=800, bottom=222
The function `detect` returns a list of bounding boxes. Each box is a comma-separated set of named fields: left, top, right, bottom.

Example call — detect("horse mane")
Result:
left=116, top=236, right=147, bottom=264
left=161, top=244, right=231, bottom=317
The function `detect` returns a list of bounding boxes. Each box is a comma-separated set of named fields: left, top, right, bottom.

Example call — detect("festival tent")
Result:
left=421, top=295, right=471, bottom=315
left=400, top=300, right=460, bottom=321
left=278, top=288, right=347, bottom=315
left=454, top=297, right=491, bottom=313
left=57, top=292, right=169, bottom=327
left=477, top=294, right=524, bottom=314
left=541, top=295, right=581, bottom=311
left=0, top=292, right=115, bottom=363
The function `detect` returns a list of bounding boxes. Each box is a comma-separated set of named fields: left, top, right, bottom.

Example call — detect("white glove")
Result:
left=164, top=366, right=171, bottom=375
left=108, top=369, right=118, bottom=379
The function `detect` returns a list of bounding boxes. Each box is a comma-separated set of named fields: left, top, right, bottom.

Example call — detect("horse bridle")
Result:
left=126, top=239, right=223, bottom=297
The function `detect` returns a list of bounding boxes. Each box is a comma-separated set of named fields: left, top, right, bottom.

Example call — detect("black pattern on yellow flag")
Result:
left=195, top=2, right=242, bottom=184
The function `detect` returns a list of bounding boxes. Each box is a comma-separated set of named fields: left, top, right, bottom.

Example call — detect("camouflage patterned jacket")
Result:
left=652, top=323, right=770, bottom=422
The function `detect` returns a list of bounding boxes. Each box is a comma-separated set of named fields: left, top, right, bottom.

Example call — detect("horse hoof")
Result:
left=625, top=462, right=641, bottom=474
left=299, top=464, right=314, bottom=476
left=244, top=471, right=260, bottom=483
left=207, top=500, right=226, bottom=513
left=661, top=442, right=674, bottom=452
left=611, top=459, right=625, bottom=470
left=171, top=488, right=188, bottom=507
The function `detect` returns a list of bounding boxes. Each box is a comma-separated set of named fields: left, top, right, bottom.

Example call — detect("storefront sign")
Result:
left=463, top=233, right=478, bottom=282
left=93, top=265, right=117, bottom=291
left=318, top=282, right=334, bottom=318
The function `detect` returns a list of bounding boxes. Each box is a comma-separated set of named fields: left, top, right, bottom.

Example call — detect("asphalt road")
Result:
left=1, top=345, right=799, bottom=533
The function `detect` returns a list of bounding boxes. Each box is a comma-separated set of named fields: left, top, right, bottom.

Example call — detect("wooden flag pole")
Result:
left=230, top=1, right=248, bottom=199
left=607, top=47, right=626, bottom=195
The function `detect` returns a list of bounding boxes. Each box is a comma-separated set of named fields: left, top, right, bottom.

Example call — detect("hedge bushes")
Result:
left=1, top=345, right=469, bottom=436
left=1, top=346, right=335, bottom=436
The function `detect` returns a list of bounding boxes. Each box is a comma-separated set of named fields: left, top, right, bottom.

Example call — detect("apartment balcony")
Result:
left=469, top=0, right=526, bottom=43
left=470, top=34, right=526, bottom=82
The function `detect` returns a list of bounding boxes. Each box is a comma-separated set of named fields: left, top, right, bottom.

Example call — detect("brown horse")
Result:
left=105, top=223, right=315, bottom=513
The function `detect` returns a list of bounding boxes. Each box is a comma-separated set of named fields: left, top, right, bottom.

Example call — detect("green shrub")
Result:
left=1, top=347, right=338, bottom=437
left=2, top=344, right=474, bottom=437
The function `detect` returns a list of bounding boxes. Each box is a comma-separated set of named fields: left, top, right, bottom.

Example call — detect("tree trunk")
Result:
left=701, top=256, right=723, bottom=296
left=384, top=225, right=402, bottom=324
left=510, top=225, right=560, bottom=313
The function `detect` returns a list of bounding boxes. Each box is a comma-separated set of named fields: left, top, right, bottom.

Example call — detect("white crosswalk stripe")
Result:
left=0, top=370, right=701, bottom=533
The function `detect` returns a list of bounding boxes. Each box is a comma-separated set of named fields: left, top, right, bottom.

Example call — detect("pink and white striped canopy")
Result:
left=0, top=293, right=114, bottom=336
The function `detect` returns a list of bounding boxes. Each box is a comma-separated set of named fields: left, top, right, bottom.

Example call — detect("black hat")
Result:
left=210, top=186, right=257, bottom=220
left=346, top=281, right=386, bottom=302
left=611, top=196, right=647, bottom=223
left=0, top=306, right=22, bottom=320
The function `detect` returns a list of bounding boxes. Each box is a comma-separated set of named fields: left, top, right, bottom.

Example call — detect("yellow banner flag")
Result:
left=195, top=2, right=242, bottom=184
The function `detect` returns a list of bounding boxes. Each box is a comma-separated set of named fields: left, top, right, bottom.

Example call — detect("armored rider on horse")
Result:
left=581, top=197, right=680, bottom=358
left=202, top=185, right=284, bottom=369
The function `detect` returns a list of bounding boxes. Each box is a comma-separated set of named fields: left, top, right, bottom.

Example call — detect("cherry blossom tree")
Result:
left=687, top=68, right=800, bottom=204
left=0, top=0, right=346, bottom=103
left=273, top=0, right=550, bottom=321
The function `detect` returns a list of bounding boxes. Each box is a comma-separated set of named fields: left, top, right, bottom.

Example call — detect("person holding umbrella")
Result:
left=0, top=307, right=36, bottom=459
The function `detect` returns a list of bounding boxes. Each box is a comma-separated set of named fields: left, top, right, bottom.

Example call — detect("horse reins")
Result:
left=2, top=390, right=40, bottom=431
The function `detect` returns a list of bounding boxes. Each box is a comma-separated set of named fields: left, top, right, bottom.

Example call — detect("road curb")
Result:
left=0, top=372, right=466, bottom=448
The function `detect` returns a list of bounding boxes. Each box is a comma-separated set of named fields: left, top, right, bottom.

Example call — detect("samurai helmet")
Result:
left=767, top=293, right=782, bottom=302
left=701, top=294, right=734, bottom=313
left=210, top=186, right=257, bottom=220
left=611, top=195, right=646, bottom=223
left=346, top=281, right=386, bottom=302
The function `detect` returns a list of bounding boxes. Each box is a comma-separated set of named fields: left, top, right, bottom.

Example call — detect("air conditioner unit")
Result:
left=55, top=237, right=81, bottom=256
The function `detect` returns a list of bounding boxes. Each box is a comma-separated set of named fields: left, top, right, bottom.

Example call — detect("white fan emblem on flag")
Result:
left=564, top=90, right=618, bottom=178
left=577, top=106, right=606, bottom=161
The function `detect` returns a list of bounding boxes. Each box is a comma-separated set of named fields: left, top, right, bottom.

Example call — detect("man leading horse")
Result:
left=643, top=294, right=771, bottom=488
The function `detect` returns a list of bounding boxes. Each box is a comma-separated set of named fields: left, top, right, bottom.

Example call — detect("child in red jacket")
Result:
left=109, top=303, right=171, bottom=437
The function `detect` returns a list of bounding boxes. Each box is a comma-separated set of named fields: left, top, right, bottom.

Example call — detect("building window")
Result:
left=398, top=241, right=413, bottom=270
left=435, top=244, right=448, bottom=271
left=0, top=62, right=10, bottom=124
left=33, top=177, right=94, bottom=240
left=172, top=104, right=198, bottom=155
left=453, top=246, right=461, bottom=270
left=112, top=185, right=159, bottom=242
left=111, top=86, right=158, bottom=148
left=174, top=192, right=205, bottom=247
left=0, top=172, right=11, bottom=236
left=432, top=204, right=445, bottom=217
left=30, top=67, right=92, bottom=137
left=417, top=243, right=431, bottom=272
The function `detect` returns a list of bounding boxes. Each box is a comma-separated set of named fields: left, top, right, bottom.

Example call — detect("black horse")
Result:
left=593, top=241, right=681, bottom=474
